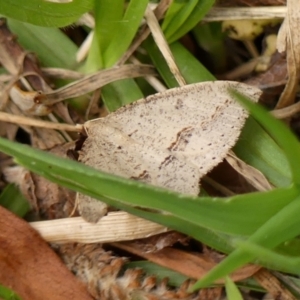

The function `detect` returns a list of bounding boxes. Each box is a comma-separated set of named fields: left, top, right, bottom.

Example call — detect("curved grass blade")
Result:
left=231, top=90, right=300, bottom=185
left=236, top=240, right=300, bottom=275
left=225, top=277, right=243, bottom=300
left=190, top=89, right=300, bottom=290
left=0, top=184, right=30, bottom=217
left=0, top=284, right=22, bottom=300
left=7, top=19, right=78, bottom=68
left=0, top=0, right=93, bottom=27
left=0, top=137, right=297, bottom=238
left=191, top=194, right=300, bottom=290
left=102, top=0, right=148, bottom=67
left=163, top=0, right=215, bottom=43
left=144, top=39, right=214, bottom=88
left=234, top=117, right=291, bottom=187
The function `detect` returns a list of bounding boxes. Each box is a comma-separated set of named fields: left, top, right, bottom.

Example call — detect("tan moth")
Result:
left=77, top=81, right=261, bottom=223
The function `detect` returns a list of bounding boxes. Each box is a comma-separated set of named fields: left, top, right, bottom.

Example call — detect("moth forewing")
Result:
left=77, top=81, right=261, bottom=223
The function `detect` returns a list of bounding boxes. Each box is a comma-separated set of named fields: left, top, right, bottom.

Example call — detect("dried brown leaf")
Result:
left=0, top=206, right=93, bottom=300
left=113, top=242, right=260, bottom=284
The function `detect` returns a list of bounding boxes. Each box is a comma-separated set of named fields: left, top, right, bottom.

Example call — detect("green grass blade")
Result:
left=86, top=0, right=147, bottom=109
left=162, top=0, right=198, bottom=39
left=164, top=0, right=216, bottom=43
left=89, top=0, right=147, bottom=69
left=0, top=137, right=297, bottom=238
left=0, top=184, right=30, bottom=217
left=234, top=117, right=291, bottom=187
left=145, top=39, right=214, bottom=88
left=225, top=277, right=243, bottom=300
left=231, top=90, right=300, bottom=185
left=101, top=79, right=144, bottom=112
left=103, top=0, right=148, bottom=67
left=0, top=0, right=93, bottom=27
left=93, top=0, right=123, bottom=58
left=190, top=90, right=300, bottom=290
left=236, top=240, right=300, bottom=275
left=7, top=19, right=78, bottom=68
left=191, top=195, right=300, bottom=290
left=0, top=284, right=22, bottom=300
left=192, top=23, right=227, bottom=73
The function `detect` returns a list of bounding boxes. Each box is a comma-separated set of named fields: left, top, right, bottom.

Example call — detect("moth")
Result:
left=77, top=81, right=261, bottom=223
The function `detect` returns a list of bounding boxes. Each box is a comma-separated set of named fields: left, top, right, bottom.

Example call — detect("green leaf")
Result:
left=0, top=284, right=22, bottom=300
left=192, top=194, right=300, bottom=290
left=225, top=277, right=243, bottom=300
left=85, top=0, right=147, bottom=111
left=0, top=137, right=297, bottom=238
left=7, top=19, right=78, bottom=68
left=231, top=90, right=300, bottom=185
left=162, top=0, right=199, bottom=39
left=101, top=79, right=144, bottom=112
left=234, top=117, right=291, bottom=187
left=93, top=0, right=124, bottom=59
left=236, top=240, right=300, bottom=275
left=190, top=89, right=300, bottom=290
left=145, top=39, right=214, bottom=88
left=162, top=0, right=215, bottom=43
left=102, top=0, right=148, bottom=67
left=0, top=0, right=93, bottom=27
left=88, top=0, right=148, bottom=69
left=192, top=22, right=227, bottom=73
left=0, top=184, right=30, bottom=217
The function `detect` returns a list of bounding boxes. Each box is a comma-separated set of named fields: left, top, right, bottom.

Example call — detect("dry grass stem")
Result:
left=0, top=111, right=82, bottom=132
left=43, top=64, right=155, bottom=105
left=204, top=6, right=286, bottom=22
left=130, top=57, right=167, bottom=92
left=30, top=212, right=169, bottom=244
left=42, top=68, right=85, bottom=80
left=227, top=152, right=272, bottom=191
left=202, top=177, right=235, bottom=196
left=117, top=0, right=171, bottom=65
left=144, top=6, right=186, bottom=87
left=76, top=30, right=94, bottom=63
left=272, top=102, right=300, bottom=118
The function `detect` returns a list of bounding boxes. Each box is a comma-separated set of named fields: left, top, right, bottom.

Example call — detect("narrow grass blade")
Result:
left=8, top=19, right=78, bottom=68
left=162, top=0, right=198, bottom=39
left=234, top=117, right=291, bottom=187
left=145, top=39, right=214, bottom=88
left=225, top=277, right=243, bottom=300
left=0, top=284, right=22, bottom=300
left=163, top=0, right=215, bottom=43
left=0, top=137, right=297, bottom=238
left=0, top=184, right=30, bottom=217
left=103, top=0, right=148, bottom=67
left=191, top=195, right=300, bottom=290
left=231, top=89, right=300, bottom=185
left=101, top=79, right=144, bottom=112
left=0, top=0, right=93, bottom=27
left=236, top=240, right=300, bottom=275
left=93, top=0, right=123, bottom=58
left=190, top=90, right=300, bottom=290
